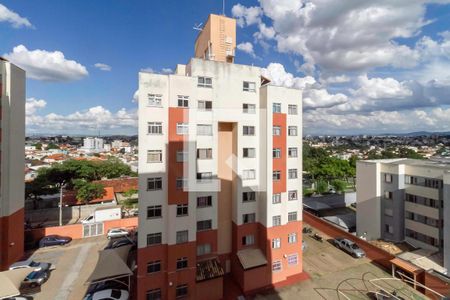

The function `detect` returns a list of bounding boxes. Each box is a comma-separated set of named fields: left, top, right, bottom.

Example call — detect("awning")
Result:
left=196, top=258, right=224, bottom=281
left=0, top=268, right=33, bottom=299
left=86, top=245, right=132, bottom=284
left=390, top=258, right=423, bottom=274
left=237, top=248, right=267, bottom=270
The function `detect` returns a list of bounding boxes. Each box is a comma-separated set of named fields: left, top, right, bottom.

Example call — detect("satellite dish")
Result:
left=193, top=22, right=203, bottom=31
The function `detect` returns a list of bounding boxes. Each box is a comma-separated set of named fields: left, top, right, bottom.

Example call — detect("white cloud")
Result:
left=351, top=75, right=413, bottom=99
left=320, top=74, right=351, bottom=84
left=26, top=105, right=137, bottom=133
left=231, top=4, right=262, bottom=27
left=0, top=4, right=33, bottom=28
left=161, top=68, right=173, bottom=74
left=234, top=0, right=450, bottom=72
left=4, top=45, right=88, bottom=82
left=132, top=90, right=139, bottom=103
left=140, top=67, right=154, bottom=73
left=237, top=42, right=256, bottom=58
left=94, top=63, right=112, bottom=71
left=26, top=98, right=46, bottom=115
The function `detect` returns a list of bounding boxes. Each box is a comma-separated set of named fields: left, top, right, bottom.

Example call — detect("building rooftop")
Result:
left=363, top=158, right=450, bottom=170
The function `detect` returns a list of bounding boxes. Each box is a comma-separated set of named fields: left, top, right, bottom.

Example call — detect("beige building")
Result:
left=357, top=158, right=450, bottom=273
left=0, top=58, right=26, bottom=270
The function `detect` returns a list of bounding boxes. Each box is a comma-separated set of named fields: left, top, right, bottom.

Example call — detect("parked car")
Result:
left=87, top=289, right=129, bottom=300
left=4, top=296, right=33, bottom=300
left=84, top=281, right=129, bottom=300
left=105, top=237, right=135, bottom=250
left=107, top=228, right=129, bottom=240
left=9, top=259, right=50, bottom=272
left=22, top=269, right=49, bottom=288
left=39, top=235, right=72, bottom=247
left=334, top=237, right=366, bottom=258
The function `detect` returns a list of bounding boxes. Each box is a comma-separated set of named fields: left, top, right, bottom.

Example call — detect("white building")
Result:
left=82, top=137, right=104, bottom=153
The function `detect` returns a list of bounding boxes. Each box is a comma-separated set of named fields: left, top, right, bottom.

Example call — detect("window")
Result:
left=272, top=193, right=281, bottom=204
left=197, top=124, right=213, bottom=136
left=197, top=220, right=212, bottom=231
left=197, top=196, right=212, bottom=208
left=288, top=190, right=298, bottom=201
left=147, top=205, right=162, bottom=219
left=273, top=103, right=281, bottom=113
left=176, top=177, right=187, bottom=190
left=242, top=235, right=255, bottom=246
left=243, top=126, right=255, bottom=136
left=273, top=148, right=281, bottom=158
left=243, top=213, right=256, bottom=224
left=176, top=151, right=188, bottom=162
left=273, top=215, right=281, bottom=226
left=148, top=94, right=162, bottom=107
left=198, top=76, right=212, bottom=88
left=288, top=104, right=298, bottom=115
left=243, top=81, right=256, bottom=92
left=176, top=284, right=188, bottom=298
left=288, top=232, right=297, bottom=243
left=176, top=257, right=188, bottom=270
left=273, top=171, right=281, bottom=181
left=147, top=177, right=162, bottom=191
left=147, top=261, right=161, bottom=273
left=148, top=122, right=162, bottom=135
left=385, top=174, right=392, bottom=183
left=177, top=204, right=188, bottom=217
left=288, top=147, right=298, bottom=158
left=273, top=126, right=281, bottom=136
left=287, top=253, right=298, bottom=265
left=243, top=148, right=256, bottom=158
left=243, top=191, right=256, bottom=202
left=147, top=289, right=162, bottom=300
left=176, top=230, right=188, bottom=244
left=197, top=244, right=212, bottom=256
left=288, top=212, right=298, bottom=222
left=384, top=191, right=393, bottom=199
left=272, top=238, right=281, bottom=249
left=197, top=172, right=213, bottom=181
left=147, top=233, right=162, bottom=246
left=177, top=95, right=189, bottom=107
left=198, top=100, right=212, bottom=111
left=197, top=148, right=212, bottom=159
left=242, top=169, right=256, bottom=180
left=289, top=169, right=298, bottom=179
left=385, top=224, right=394, bottom=234
left=176, top=123, right=189, bottom=135
left=147, top=150, right=162, bottom=163
left=288, top=126, right=298, bottom=136
left=272, top=260, right=282, bottom=272
left=243, top=103, right=256, bottom=114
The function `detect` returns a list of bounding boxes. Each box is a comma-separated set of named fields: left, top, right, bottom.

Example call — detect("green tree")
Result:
left=123, top=188, right=138, bottom=198
left=331, top=179, right=347, bottom=193
left=76, top=182, right=105, bottom=204
left=46, top=143, right=60, bottom=150
left=316, top=180, right=328, bottom=194
left=33, top=143, right=42, bottom=150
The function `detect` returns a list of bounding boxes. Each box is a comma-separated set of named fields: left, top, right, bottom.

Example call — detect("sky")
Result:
left=1, top=0, right=450, bottom=136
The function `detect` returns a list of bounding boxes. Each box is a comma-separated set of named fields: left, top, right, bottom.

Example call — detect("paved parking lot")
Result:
left=254, top=224, right=428, bottom=300
left=22, top=236, right=108, bottom=300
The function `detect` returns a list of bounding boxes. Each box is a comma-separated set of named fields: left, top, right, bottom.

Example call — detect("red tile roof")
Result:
left=63, top=187, right=115, bottom=206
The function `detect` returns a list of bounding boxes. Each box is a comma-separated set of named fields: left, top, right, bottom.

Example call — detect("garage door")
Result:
left=83, top=222, right=103, bottom=237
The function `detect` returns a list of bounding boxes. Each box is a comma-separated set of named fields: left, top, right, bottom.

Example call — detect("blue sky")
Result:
left=1, top=1, right=450, bottom=135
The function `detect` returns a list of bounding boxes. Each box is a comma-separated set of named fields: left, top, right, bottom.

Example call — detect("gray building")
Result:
left=357, top=159, right=450, bottom=272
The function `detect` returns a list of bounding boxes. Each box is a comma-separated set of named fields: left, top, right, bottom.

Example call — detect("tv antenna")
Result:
left=222, top=0, right=226, bottom=16
left=193, top=22, right=203, bottom=31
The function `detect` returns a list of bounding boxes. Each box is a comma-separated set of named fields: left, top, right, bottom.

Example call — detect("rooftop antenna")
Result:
left=222, top=0, right=226, bottom=16
left=193, top=22, right=203, bottom=31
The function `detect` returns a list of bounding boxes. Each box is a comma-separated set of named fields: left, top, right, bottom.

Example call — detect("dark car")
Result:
left=105, top=237, right=135, bottom=250
left=22, top=269, right=49, bottom=288
left=39, top=235, right=72, bottom=247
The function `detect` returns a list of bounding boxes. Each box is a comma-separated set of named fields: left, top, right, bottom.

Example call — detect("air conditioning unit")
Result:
left=226, top=49, right=235, bottom=57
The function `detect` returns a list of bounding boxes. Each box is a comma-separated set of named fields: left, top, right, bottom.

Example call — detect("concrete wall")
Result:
left=443, top=173, right=450, bottom=271
left=26, top=204, right=106, bottom=224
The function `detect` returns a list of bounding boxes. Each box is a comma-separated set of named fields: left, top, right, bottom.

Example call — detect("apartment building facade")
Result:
left=137, top=14, right=303, bottom=300
left=357, top=158, right=450, bottom=271
left=0, top=58, right=26, bottom=270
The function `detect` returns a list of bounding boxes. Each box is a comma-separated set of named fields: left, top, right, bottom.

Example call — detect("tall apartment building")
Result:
left=357, top=158, right=450, bottom=272
left=137, top=14, right=303, bottom=300
left=0, top=58, right=26, bottom=270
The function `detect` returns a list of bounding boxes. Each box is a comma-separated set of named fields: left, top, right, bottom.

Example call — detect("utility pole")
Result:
left=59, top=184, right=63, bottom=226
left=223, top=0, right=225, bottom=16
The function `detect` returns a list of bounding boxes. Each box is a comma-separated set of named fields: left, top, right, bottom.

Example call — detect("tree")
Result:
left=123, top=188, right=138, bottom=198
left=33, top=143, right=42, bottom=150
left=316, top=180, right=329, bottom=194
left=331, top=179, right=347, bottom=193
left=76, top=182, right=105, bottom=204
left=46, top=143, right=60, bottom=150
left=96, top=158, right=133, bottom=179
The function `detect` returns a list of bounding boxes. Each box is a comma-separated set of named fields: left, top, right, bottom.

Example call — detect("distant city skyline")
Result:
left=1, top=0, right=450, bottom=135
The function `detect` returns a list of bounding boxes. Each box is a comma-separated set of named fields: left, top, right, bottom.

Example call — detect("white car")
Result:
left=90, top=289, right=129, bottom=300
left=107, top=228, right=129, bottom=240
